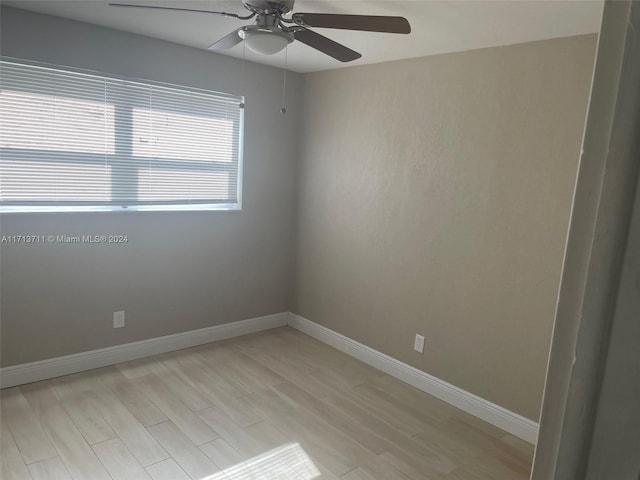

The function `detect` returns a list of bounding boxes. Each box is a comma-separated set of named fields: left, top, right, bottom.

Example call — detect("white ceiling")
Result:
left=3, top=0, right=603, bottom=73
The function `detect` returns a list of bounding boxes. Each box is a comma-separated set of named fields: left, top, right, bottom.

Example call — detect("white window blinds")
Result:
left=0, top=60, right=243, bottom=212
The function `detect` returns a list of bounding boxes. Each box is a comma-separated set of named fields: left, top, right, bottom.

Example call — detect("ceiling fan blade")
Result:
left=208, top=28, right=243, bottom=50
left=108, top=3, right=254, bottom=20
left=292, top=13, right=411, bottom=34
left=294, top=29, right=361, bottom=63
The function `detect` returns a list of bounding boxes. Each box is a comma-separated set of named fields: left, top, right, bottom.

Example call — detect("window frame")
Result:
left=0, top=57, right=244, bottom=214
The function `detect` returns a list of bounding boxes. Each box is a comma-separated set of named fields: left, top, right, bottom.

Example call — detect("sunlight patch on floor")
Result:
left=201, top=442, right=320, bottom=480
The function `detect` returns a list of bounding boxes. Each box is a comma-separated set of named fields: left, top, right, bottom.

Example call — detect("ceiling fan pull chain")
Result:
left=240, top=42, right=246, bottom=109
left=280, top=45, right=288, bottom=114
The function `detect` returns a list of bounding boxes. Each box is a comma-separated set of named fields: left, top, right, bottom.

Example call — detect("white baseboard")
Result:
left=288, top=313, right=539, bottom=444
left=0, top=312, right=288, bottom=389
left=1, top=310, right=539, bottom=444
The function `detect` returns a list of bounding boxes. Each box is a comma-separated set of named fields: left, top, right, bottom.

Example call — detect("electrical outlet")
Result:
left=113, top=311, right=125, bottom=328
left=414, top=334, right=425, bottom=353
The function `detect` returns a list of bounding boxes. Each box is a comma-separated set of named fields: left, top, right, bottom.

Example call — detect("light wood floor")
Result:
left=1, top=327, right=533, bottom=480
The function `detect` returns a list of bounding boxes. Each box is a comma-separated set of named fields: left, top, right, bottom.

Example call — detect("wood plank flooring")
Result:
left=0, top=327, right=534, bottom=479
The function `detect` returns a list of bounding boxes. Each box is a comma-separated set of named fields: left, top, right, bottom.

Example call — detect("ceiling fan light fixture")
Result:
left=240, top=27, right=293, bottom=55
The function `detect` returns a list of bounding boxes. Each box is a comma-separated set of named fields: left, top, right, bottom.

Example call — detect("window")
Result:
left=0, top=59, right=243, bottom=212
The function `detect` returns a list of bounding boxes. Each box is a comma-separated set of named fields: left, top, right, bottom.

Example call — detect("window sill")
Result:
left=0, top=204, right=242, bottom=214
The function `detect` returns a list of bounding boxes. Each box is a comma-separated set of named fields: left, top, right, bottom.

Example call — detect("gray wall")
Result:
left=292, top=35, right=597, bottom=421
left=0, top=7, right=302, bottom=366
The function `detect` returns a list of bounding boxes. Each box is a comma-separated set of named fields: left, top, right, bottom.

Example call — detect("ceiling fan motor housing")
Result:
left=242, top=0, right=295, bottom=16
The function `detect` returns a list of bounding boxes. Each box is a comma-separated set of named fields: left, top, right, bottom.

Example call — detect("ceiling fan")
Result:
left=109, top=0, right=411, bottom=62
